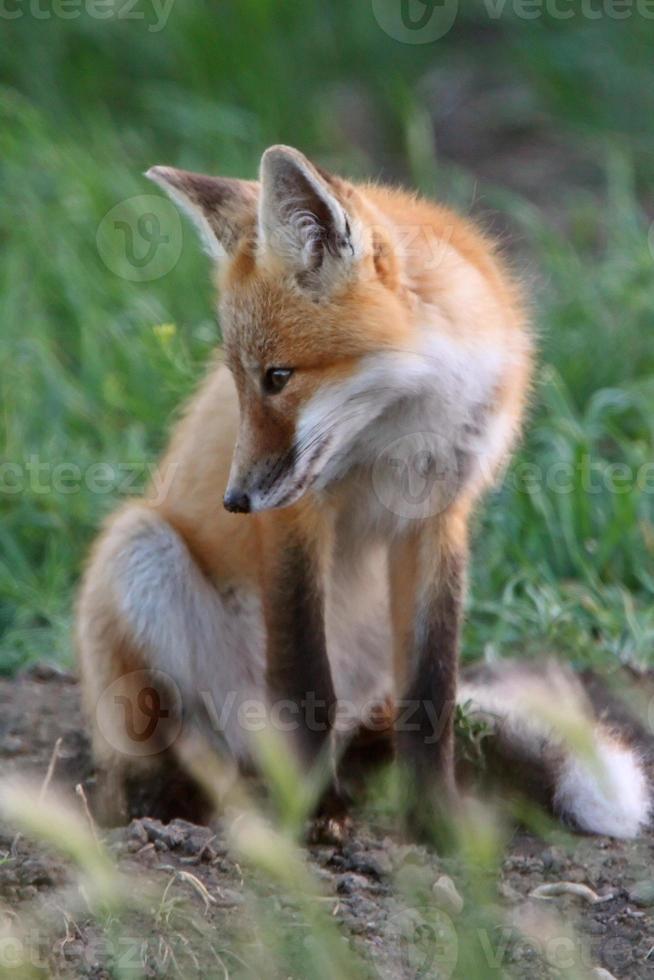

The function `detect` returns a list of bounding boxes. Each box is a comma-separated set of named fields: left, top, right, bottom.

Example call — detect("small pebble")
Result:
left=139, top=817, right=186, bottom=849
left=135, top=843, right=157, bottom=863
left=628, top=880, right=654, bottom=907
left=127, top=820, right=148, bottom=846
left=21, top=661, right=76, bottom=684
left=432, top=875, right=464, bottom=916
left=214, top=888, right=244, bottom=908
left=336, top=873, right=370, bottom=895
left=0, top=735, right=26, bottom=756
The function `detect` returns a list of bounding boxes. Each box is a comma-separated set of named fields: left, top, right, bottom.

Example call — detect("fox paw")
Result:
left=308, top=785, right=352, bottom=845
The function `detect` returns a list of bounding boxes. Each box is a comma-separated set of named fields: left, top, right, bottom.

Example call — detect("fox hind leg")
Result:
left=76, top=504, right=264, bottom=824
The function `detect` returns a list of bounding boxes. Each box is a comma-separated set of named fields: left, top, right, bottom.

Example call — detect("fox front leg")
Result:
left=259, top=509, right=339, bottom=795
left=390, top=511, right=467, bottom=846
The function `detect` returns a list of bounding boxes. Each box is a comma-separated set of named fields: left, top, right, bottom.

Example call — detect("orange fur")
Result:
left=77, top=146, right=533, bottom=826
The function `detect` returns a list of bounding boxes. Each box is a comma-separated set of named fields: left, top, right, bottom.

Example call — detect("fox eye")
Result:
left=263, top=367, right=293, bottom=395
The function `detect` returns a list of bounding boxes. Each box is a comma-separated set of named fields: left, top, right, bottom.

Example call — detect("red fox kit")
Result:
left=77, top=146, right=649, bottom=839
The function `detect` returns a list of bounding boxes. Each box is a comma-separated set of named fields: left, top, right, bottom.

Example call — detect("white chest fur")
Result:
left=304, top=330, right=513, bottom=540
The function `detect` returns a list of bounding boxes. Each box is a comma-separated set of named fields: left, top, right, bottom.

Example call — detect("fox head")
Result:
left=147, top=146, right=433, bottom=514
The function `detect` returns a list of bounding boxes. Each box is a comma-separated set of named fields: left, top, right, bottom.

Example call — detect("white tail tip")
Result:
left=554, top=736, right=651, bottom=839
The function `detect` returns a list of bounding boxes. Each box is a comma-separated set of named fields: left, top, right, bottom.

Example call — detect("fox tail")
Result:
left=458, top=660, right=651, bottom=839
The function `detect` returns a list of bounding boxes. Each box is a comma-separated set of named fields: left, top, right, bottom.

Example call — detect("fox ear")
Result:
left=258, top=145, right=357, bottom=282
left=145, top=166, right=258, bottom=259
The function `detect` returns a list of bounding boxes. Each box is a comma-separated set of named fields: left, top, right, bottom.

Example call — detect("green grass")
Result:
left=469, top=166, right=654, bottom=671
left=1, top=5, right=653, bottom=680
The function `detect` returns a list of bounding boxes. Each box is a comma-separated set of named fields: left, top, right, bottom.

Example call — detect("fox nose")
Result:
left=223, top=488, right=251, bottom=514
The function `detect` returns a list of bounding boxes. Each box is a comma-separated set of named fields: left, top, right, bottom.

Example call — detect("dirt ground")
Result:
left=0, top=666, right=652, bottom=979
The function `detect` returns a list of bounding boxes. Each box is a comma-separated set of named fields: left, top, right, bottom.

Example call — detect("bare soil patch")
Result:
left=0, top=669, right=652, bottom=978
